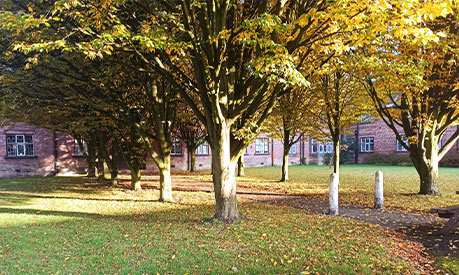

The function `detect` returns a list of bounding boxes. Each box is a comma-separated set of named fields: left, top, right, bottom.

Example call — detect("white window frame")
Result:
left=171, top=138, right=182, bottom=156
left=74, top=138, right=88, bottom=156
left=255, top=138, right=269, bottom=155
left=195, top=143, right=210, bottom=155
left=325, top=142, right=333, bottom=153
left=6, top=134, right=34, bottom=157
left=396, top=136, right=409, bottom=152
left=310, top=139, right=318, bottom=154
left=311, top=139, right=333, bottom=154
left=289, top=144, right=297, bottom=155
left=360, top=137, right=374, bottom=152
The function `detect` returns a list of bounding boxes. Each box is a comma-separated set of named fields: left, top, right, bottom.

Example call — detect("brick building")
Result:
left=1, top=121, right=458, bottom=178
left=347, top=120, right=459, bottom=164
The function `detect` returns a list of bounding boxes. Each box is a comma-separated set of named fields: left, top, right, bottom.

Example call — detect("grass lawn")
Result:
left=233, top=165, right=459, bottom=213
left=0, top=176, right=438, bottom=274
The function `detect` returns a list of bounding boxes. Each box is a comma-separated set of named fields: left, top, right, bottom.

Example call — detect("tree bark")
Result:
left=189, top=147, right=196, bottom=172
left=97, top=158, right=105, bottom=182
left=130, top=165, right=142, bottom=191
left=86, top=140, right=96, bottom=177
left=281, top=149, right=289, bottom=182
left=110, top=168, right=119, bottom=186
left=410, top=136, right=440, bottom=195
left=416, top=160, right=440, bottom=195
left=333, top=137, right=340, bottom=176
left=158, top=152, right=174, bottom=202
left=210, top=125, right=240, bottom=223
left=281, top=129, right=290, bottom=182
left=237, top=154, right=245, bottom=177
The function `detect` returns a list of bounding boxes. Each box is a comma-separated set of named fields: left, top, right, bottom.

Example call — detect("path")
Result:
left=241, top=193, right=458, bottom=256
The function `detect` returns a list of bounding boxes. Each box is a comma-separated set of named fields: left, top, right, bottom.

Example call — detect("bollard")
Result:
left=329, top=173, right=339, bottom=216
left=375, top=171, right=384, bottom=209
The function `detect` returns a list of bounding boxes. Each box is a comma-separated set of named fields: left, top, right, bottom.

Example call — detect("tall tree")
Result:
left=362, top=14, right=459, bottom=195
left=264, top=89, right=311, bottom=181
left=174, top=103, right=207, bottom=172
left=306, top=58, right=372, bottom=177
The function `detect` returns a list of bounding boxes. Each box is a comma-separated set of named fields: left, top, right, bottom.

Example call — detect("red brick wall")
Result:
left=348, top=120, right=459, bottom=164
left=55, top=132, right=88, bottom=175
left=0, top=123, right=56, bottom=177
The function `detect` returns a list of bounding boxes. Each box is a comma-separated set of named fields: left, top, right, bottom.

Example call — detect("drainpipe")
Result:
left=53, top=131, right=58, bottom=175
left=271, top=138, right=274, bottom=166
left=354, top=123, right=359, bottom=164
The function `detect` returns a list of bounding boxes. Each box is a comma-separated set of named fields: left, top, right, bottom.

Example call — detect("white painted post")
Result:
left=329, top=173, right=339, bottom=216
left=375, top=171, right=384, bottom=209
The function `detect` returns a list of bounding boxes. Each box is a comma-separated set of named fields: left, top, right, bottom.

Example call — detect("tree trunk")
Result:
left=86, top=140, right=96, bottom=177
left=159, top=152, right=174, bottom=202
left=237, top=154, right=245, bottom=177
left=281, top=149, right=289, bottom=182
left=416, top=160, right=440, bottom=195
left=130, top=165, right=142, bottom=191
left=281, top=130, right=290, bottom=182
left=189, top=147, right=196, bottom=172
left=97, top=158, right=105, bottom=182
left=333, top=137, right=340, bottom=176
left=210, top=125, right=240, bottom=223
left=108, top=143, right=120, bottom=186
left=411, top=137, right=440, bottom=195
left=110, top=168, right=119, bottom=186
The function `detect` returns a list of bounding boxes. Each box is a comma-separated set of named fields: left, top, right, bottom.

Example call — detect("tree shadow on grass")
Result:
left=0, top=207, right=105, bottom=219
left=397, top=223, right=459, bottom=256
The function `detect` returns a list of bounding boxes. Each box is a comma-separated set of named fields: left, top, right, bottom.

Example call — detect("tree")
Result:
left=362, top=14, right=459, bottom=195
left=306, top=58, right=372, bottom=177
left=264, top=89, right=310, bottom=181
left=174, top=103, right=206, bottom=172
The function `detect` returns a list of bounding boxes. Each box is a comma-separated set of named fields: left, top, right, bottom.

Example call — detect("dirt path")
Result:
left=241, top=193, right=458, bottom=257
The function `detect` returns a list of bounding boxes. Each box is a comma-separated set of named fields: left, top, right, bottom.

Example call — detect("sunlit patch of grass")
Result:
left=232, top=165, right=459, bottom=213
left=0, top=176, right=435, bottom=274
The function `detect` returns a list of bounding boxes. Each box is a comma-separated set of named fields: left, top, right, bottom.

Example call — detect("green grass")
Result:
left=0, top=176, right=435, bottom=274
left=234, top=165, right=459, bottom=212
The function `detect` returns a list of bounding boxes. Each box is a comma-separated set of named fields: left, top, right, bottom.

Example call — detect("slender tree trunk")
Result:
left=237, top=154, right=245, bottom=177
left=281, top=149, right=289, bottom=182
left=333, top=136, right=340, bottom=176
left=281, top=130, right=290, bottom=182
left=189, top=147, right=196, bottom=172
left=158, top=152, right=174, bottom=202
left=86, top=140, right=96, bottom=177
left=130, top=165, right=142, bottom=191
left=108, top=142, right=120, bottom=186
left=210, top=125, right=240, bottom=223
left=97, top=158, right=105, bottom=182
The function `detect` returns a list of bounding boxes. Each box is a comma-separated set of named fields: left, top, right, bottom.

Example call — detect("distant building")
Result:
left=1, top=121, right=458, bottom=177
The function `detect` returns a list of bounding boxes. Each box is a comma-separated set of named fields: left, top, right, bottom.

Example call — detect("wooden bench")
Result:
left=430, top=202, right=459, bottom=235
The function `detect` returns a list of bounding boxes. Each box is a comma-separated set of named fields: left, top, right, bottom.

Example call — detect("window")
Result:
left=171, top=138, right=182, bottom=155
left=289, top=144, right=297, bottom=155
left=360, top=114, right=375, bottom=123
left=310, top=139, right=333, bottom=154
left=6, top=134, right=34, bottom=157
left=396, top=136, right=409, bottom=152
left=196, top=143, right=209, bottom=155
left=74, top=139, right=88, bottom=156
left=255, top=138, right=269, bottom=154
left=360, top=137, right=374, bottom=152
left=244, top=147, right=249, bottom=155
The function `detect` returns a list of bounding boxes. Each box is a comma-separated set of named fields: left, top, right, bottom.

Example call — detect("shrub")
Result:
left=440, top=154, right=459, bottom=168
left=362, top=154, right=413, bottom=166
